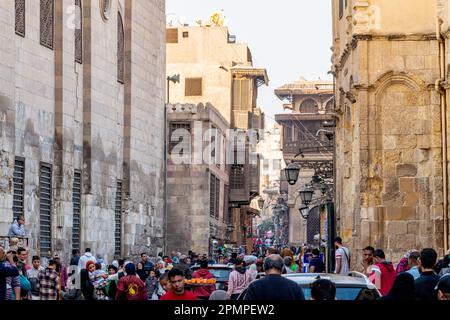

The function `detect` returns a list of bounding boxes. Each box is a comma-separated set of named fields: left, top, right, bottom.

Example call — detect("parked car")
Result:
left=237, top=272, right=381, bottom=300
left=190, top=264, right=233, bottom=291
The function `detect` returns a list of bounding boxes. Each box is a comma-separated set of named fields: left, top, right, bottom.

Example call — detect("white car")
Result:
left=238, top=271, right=381, bottom=300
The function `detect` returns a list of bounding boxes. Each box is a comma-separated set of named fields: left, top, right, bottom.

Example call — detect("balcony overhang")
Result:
left=231, top=66, right=269, bottom=87
left=275, top=113, right=334, bottom=123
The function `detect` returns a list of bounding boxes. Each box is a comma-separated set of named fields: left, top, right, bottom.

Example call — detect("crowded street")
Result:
left=1, top=0, right=450, bottom=312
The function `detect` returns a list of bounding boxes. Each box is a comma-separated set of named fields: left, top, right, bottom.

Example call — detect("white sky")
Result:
left=166, top=0, right=333, bottom=121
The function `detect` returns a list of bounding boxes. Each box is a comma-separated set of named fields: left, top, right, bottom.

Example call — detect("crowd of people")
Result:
left=1, top=215, right=450, bottom=301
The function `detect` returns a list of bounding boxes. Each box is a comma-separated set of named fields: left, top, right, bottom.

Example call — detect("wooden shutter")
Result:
left=185, top=78, right=202, bottom=96
left=166, top=28, right=178, bottom=43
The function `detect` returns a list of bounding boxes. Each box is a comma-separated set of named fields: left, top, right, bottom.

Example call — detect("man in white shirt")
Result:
left=334, top=237, right=351, bottom=274
left=77, top=248, right=96, bottom=271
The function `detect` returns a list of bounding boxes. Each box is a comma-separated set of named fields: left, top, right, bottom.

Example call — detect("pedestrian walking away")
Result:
left=244, top=255, right=305, bottom=300
left=334, top=237, right=351, bottom=275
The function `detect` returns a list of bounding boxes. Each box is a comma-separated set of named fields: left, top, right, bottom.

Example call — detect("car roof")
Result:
left=282, top=273, right=376, bottom=288
left=191, top=264, right=232, bottom=269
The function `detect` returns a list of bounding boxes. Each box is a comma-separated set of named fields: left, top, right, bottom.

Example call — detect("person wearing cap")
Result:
left=437, top=275, right=450, bottom=300
left=115, top=263, right=147, bottom=300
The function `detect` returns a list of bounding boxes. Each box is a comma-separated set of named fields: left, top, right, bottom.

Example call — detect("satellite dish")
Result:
left=195, top=18, right=203, bottom=26
left=166, top=13, right=176, bottom=26
left=178, top=16, right=187, bottom=26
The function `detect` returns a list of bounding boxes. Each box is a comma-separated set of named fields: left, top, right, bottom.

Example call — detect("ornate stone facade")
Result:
left=332, top=0, right=450, bottom=267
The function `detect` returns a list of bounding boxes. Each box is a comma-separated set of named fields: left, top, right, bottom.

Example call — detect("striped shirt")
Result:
left=37, top=268, right=59, bottom=300
left=4, top=261, right=20, bottom=300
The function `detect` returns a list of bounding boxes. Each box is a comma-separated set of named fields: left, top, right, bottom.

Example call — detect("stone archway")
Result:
left=367, top=72, right=438, bottom=261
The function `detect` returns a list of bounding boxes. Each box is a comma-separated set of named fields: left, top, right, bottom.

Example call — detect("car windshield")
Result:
left=208, top=269, right=231, bottom=279
left=301, top=286, right=379, bottom=300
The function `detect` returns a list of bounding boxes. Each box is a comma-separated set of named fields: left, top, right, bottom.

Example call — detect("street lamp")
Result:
left=299, top=205, right=310, bottom=220
left=166, top=74, right=180, bottom=104
left=284, top=162, right=300, bottom=185
left=258, top=197, right=265, bottom=210
left=299, top=187, right=314, bottom=206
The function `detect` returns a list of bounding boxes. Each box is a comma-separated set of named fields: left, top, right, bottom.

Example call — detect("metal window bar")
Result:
left=72, top=170, right=81, bottom=252
left=230, top=165, right=245, bottom=189
left=169, top=123, right=191, bottom=155
left=115, top=181, right=123, bottom=256
left=13, top=159, right=25, bottom=219
left=39, top=164, right=52, bottom=257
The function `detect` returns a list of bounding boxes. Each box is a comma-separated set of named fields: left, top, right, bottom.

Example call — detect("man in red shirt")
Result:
left=191, top=259, right=215, bottom=299
left=160, top=269, right=197, bottom=300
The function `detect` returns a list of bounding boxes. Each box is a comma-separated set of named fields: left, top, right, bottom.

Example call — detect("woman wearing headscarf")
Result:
left=136, top=262, right=148, bottom=282
left=80, top=261, right=95, bottom=300
left=115, top=263, right=147, bottom=300
left=396, top=250, right=415, bottom=273
left=380, top=272, right=416, bottom=300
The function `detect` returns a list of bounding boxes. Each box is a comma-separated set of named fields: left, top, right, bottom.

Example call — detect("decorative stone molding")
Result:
left=371, top=71, right=427, bottom=100
left=353, top=1, right=381, bottom=34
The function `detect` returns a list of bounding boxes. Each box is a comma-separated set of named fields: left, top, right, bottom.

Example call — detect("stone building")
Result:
left=331, top=0, right=450, bottom=265
left=166, top=24, right=268, bottom=253
left=255, top=121, right=286, bottom=242
left=166, top=103, right=229, bottom=255
left=0, top=0, right=166, bottom=261
left=275, top=77, right=334, bottom=247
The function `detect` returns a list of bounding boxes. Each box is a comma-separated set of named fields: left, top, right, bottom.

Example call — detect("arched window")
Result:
left=326, top=99, right=334, bottom=113
left=75, top=0, right=82, bottom=64
left=15, top=0, right=25, bottom=37
left=299, top=99, right=318, bottom=114
left=40, top=0, right=54, bottom=49
left=117, top=12, right=124, bottom=84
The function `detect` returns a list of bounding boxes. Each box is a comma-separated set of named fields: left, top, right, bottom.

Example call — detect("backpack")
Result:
left=19, top=274, right=31, bottom=292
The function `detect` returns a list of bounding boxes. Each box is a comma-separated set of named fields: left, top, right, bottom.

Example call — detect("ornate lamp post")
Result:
left=284, top=163, right=301, bottom=186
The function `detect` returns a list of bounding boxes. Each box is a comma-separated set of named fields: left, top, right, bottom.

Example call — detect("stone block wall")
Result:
left=0, top=0, right=166, bottom=261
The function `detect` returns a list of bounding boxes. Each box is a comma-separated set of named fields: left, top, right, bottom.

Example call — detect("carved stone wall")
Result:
left=332, top=0, right=445, bottom=267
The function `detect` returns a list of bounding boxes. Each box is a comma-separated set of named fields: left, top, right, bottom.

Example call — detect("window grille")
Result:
left=15, top=0, right=25, bottom=37
left=230, top=165, right=245, bottom=189
left=169, top=122, right=191, bottom=155
left=117, top=13, right=124, bottom=83
left=115, top=181, right=123, bottom=256
left=40, top=0, right=54, bottom=49
left=75, top=0, right=82, bottom=64
left=72, top=170, right=81, bottom=252
left=39, top=164, right=52, bottom=257
left=13, top=159, right=25, bottom=219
